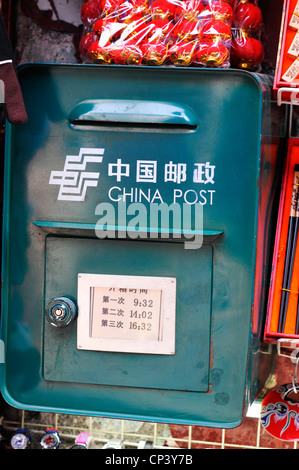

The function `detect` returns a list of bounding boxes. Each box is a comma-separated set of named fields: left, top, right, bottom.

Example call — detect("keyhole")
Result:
left=54, top=308, right=63, bottom=318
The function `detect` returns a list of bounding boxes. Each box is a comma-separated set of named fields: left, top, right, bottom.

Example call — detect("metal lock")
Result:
left=46, top=297, right=77, bottom=328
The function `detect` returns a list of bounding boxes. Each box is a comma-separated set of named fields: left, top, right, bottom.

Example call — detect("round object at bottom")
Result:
left=46, top=297, right=77, bottom=327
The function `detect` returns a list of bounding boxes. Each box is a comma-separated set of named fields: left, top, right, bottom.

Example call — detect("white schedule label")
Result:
left=90, top=287, right=162, bottom=341
left=77, top=274, right=176, bottom=355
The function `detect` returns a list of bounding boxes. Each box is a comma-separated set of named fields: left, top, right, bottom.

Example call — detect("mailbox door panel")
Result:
left=44, top=237, right=212, bottom=392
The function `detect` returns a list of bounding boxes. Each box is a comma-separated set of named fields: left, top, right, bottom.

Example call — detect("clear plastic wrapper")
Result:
left=79, top=0, right=264, bottom=69
left=231, top=0, right=264, bottom=70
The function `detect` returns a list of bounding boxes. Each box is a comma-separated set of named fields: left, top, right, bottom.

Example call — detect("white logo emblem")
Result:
left=49, top=147, right=104, bottom=201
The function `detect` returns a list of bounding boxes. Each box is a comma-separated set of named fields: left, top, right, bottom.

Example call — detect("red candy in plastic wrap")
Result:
left=80, top=0, right=265, bottom=69
left=231, top=0, right=264, bottom=70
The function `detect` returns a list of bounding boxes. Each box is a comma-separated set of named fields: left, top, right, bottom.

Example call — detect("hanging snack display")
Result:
left=79, top=0, right=264, bottom=69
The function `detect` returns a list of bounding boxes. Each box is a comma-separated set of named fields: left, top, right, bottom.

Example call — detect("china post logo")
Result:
left=49, top=147, right=104, bottom=201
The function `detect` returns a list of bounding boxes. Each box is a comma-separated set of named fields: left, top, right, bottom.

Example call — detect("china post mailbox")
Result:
left=0, top=64, right=286, bottom=427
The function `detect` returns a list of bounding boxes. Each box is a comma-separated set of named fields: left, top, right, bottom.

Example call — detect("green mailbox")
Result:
left=0, top=64, right=286, bottom=427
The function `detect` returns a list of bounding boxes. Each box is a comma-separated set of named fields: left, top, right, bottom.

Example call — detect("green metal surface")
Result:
left=0, top=64, right=285, bottom=426
left=44, top=237, right=212, bottom=391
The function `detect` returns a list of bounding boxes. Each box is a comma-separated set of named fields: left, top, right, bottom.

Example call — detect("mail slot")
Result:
left=0, top=64, right=287, bottom=427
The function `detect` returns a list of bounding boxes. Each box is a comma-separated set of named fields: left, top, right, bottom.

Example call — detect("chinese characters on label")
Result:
left=108, top=159, right=215, bottom=185
left=107, top=158, right=216, bottom=205
left=90, top=287, right=162, bottom=342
